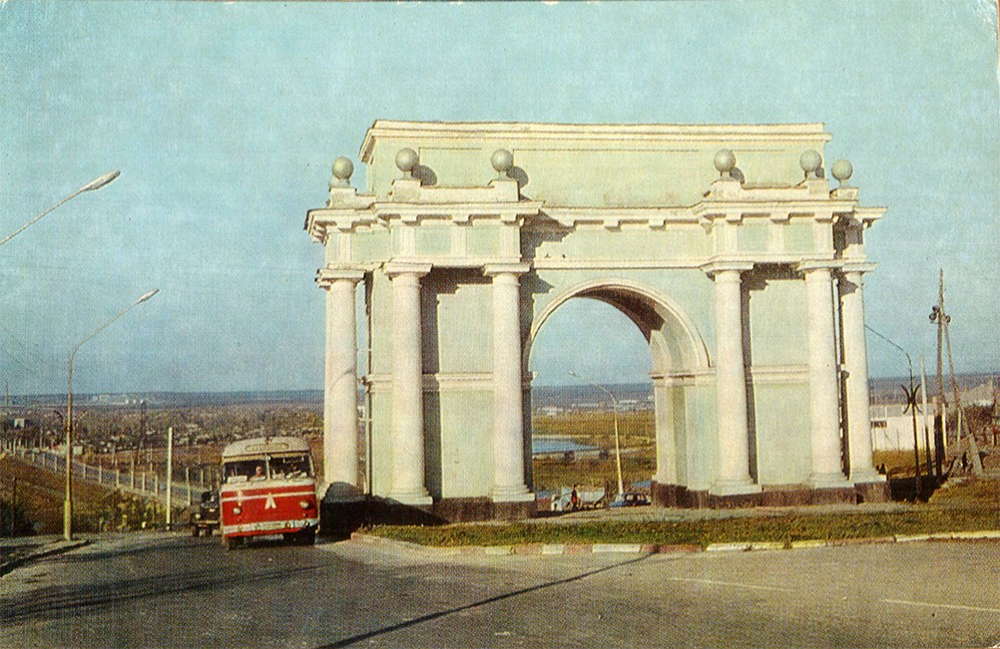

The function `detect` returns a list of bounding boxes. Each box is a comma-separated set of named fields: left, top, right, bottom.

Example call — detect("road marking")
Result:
left=666, top=577, right=793, bottom=593
left=882, top=598, right=1000, bottom=614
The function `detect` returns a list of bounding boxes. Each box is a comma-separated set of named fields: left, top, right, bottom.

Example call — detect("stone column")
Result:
left=840, top=269, right=881, bottom=483
left=319, top=269, right=365, bottom=496
left=387, top=264, right=433, bottom=505
left=485, top=265, right=533, bottom=502
left=709, top=265, right=759, bottom=495
left=803, top=265, right=850, bottom=486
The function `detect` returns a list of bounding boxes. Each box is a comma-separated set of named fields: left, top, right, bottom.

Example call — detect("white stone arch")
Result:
left=308, top=120, right=890, bottom=518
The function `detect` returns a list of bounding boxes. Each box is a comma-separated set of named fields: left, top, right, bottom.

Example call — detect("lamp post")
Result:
left=4, top=171, right=120, bottom=468
left=865, top=325, right=922, bottom=500
left=64, top=288, right=158, bottom=541
left=568, top=371, right=624, bottom=498
left=1, top=171, right=120, bottom=248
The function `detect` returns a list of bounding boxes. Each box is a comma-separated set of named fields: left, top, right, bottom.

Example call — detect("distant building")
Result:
left=869, top=404, right=935, bottom=453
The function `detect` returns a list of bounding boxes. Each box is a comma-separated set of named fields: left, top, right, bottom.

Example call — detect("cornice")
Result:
left=374, top=200, right=543, bottom=223
left=360, top=120, right=832, bottom=162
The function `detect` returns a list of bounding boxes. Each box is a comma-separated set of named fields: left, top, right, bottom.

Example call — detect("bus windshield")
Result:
left=223, top=454, right=312, bottom=483
left=269, top=454, right=312, bottom=479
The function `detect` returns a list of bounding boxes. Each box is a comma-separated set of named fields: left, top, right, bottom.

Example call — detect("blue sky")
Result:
left=1, top=1, right=997, bottom=394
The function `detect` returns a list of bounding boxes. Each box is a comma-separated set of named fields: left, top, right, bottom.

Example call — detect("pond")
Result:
left=532, top=437, right=598, bottom=456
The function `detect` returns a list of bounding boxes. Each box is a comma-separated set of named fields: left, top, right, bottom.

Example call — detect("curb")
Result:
left=1, top=539, right=89, bottom=577
left=349, top=529, right=1000, bottom=557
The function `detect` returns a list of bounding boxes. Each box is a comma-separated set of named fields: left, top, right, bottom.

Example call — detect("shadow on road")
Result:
left=314, top=554, right=651, bottom=649
left=1, top=555, right=330, bottom=626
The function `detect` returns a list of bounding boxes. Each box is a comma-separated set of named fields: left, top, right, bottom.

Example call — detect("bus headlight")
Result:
left=299, top=500, right=310, bottom=509
left=233, top=506, right=242, bottom=515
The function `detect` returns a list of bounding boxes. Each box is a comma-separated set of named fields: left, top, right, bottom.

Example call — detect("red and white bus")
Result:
left=219, top=436, right=319, bottom=550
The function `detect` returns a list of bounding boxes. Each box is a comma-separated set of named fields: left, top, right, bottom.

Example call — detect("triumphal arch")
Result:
left=306, top=120, right=889, bottom=520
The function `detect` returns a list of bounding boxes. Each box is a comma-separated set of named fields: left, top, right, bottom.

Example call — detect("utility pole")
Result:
left=931, top=270, right=983, bottom=476
left=934, top=270, right=946, bottom=445
left=919, top=357, right=935, bottom=479
left=165, top=426, right=173, bottom=531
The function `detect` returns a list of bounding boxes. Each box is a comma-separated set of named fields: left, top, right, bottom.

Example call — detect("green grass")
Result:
left=929, top=477, right=1000, bottom=507
left=0, top=455, right=166, bottom=535
left=532, top=452, right=656, bottom=492
left=365, top=478, right=1000, bottom=549
left=368, top=508, right=998, bottom=548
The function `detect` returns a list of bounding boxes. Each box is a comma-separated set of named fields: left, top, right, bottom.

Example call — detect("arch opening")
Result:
left=524, top=280, right=710, bottom=506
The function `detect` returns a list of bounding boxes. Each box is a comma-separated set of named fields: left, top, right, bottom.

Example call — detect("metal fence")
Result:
left=3, top=442, right=215, bottom=508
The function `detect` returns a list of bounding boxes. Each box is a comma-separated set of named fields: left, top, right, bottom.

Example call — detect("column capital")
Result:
left=315, top=267, right=365, bottom=289
left=484, top=262, right=530, bottom=277
left=384, top=262, right=432, bottom=278
left=796, top=260, right=842, bottom=274
left=701, top=261, right=754, bottom=278
left=840, top=262, right=877, bottom=276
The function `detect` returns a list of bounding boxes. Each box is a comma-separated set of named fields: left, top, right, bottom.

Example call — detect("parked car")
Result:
left=609, top=492, right=650, bottom=508
left=190, top=489, right=219, bottom=537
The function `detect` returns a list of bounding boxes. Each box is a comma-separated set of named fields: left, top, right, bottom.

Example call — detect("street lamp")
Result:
left=568, top=371, right=624, bottom=498
left=865, top=325, right=923, bottom=500
left=0, top=171, right=121, bottom=248
left=64, top=288, right=158, bottom=540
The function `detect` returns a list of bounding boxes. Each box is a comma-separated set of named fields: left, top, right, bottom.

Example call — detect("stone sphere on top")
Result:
left=799, top=150, right=823, bottom=176
left=714, top=149, right=736, bottom=176
left=491, top=149, right=514, bottom=174
left=831, top=159, right=854, bottom=184
left=395, top=148, right=419, bottom=174
left=331, top=157, right=354, bottom=183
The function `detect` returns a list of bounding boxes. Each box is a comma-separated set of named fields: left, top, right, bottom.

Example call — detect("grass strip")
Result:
left=365, top=506, right=1000, bottom=549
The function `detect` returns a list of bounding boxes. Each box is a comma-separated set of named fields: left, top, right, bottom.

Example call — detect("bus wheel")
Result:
left=223, top=536, right=238, bottom=551
left=299, top=528, right=316, bottom=546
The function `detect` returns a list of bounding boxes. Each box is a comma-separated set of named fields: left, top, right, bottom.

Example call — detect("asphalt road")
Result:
left=1, top=533, right=998, bottom=648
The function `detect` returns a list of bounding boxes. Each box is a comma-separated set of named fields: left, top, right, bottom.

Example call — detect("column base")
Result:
left=491, top=485, right=535, bottom=503
left=808, top=472, right=852, bottom=489
left=849, top=470, right=886, bottom=484
left=321, top=482, right=364, bottom=503
left=387, top=491, right=434, bottom=507
left=709, top=480, right=761, bottom=497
